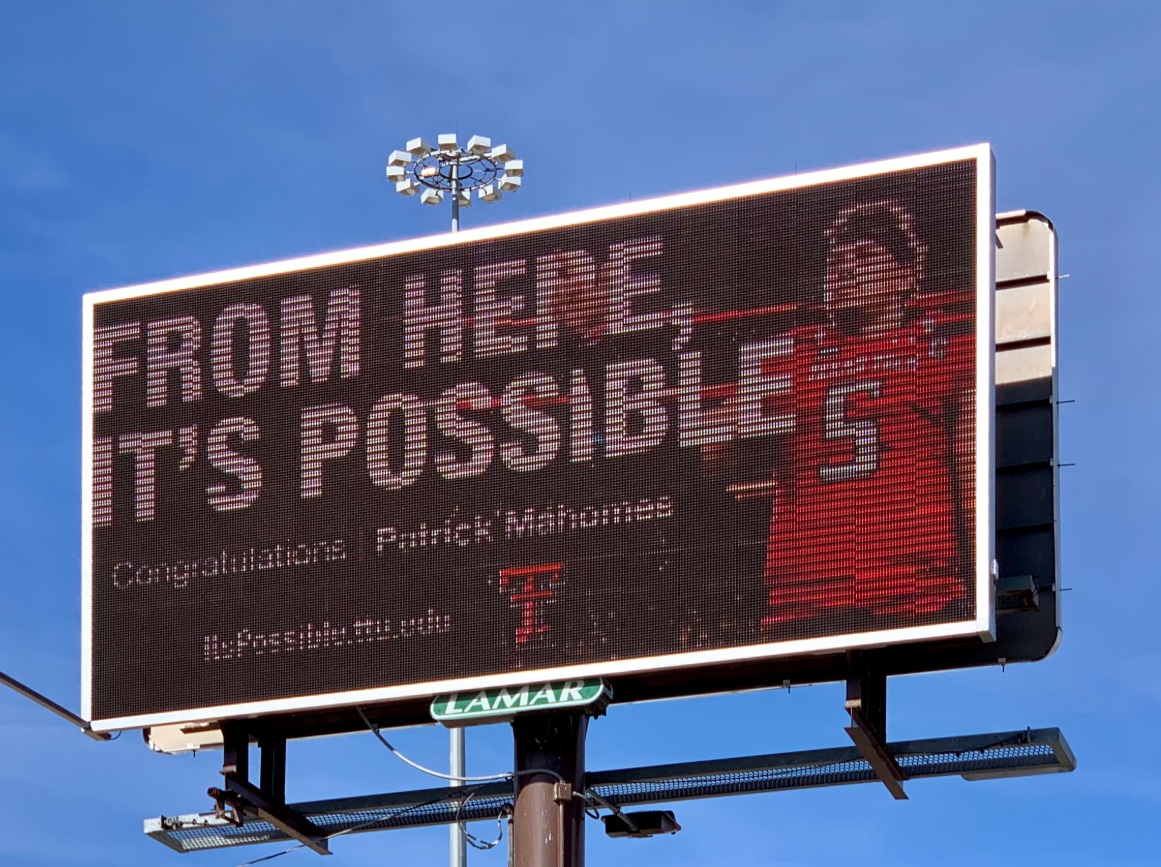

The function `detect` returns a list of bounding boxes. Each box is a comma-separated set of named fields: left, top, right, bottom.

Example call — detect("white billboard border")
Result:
left=83, top=143, right=996, bottom=731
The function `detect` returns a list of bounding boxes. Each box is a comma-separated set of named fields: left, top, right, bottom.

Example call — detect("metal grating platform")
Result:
left=146, top=727, right=1074, bottom=853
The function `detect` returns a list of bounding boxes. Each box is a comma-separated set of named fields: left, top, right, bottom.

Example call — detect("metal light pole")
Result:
left=386, top=133, right=523, bottom=867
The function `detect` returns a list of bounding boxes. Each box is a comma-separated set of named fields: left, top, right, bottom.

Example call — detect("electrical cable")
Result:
left=357, top=706, right=510, bottom=782
left=356, top=706, right=565, bottom=784
left=455, top=791, right=509, bottom=851
left=232, top=790, right=467, bottom=867
left=584, top=788, right=639, bottom=833
left=465, top=814, right=506, bottom=851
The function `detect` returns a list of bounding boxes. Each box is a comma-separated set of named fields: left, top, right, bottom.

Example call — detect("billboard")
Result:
left=83, top=145, right=995, bottom=731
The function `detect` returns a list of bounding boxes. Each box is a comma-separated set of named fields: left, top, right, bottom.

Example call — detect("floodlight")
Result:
left=603, top=810, right=681, bottom=839
left=498, top=174, right=522, bottom=192
left=420, top=165, right=441, bottom=178
left=421, top=187, right=443, bottom=205
left=465, top=135, right=491, bottom=155
left=479, top=183, right=502, bottom=203
left=488, top=144, right=516, bottom=163
left=487, top=145, right=515, bottom=163
left=385, top=165, right=406, bottom=182
left=456, top=190, right=471, bottom=208
left=438, top=133, right=458, bottom=152
left=396, top=179, right=419, bottom=196
left=502, top=159, right=523, bottom=177
left=146, top=722, right=225, bottom=754
left=387, top=150, right=412, bottom=168
left=406, top=137, right=433, bottom=156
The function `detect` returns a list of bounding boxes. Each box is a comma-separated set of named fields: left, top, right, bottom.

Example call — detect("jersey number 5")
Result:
left=819, top=380, right=882, bottom=483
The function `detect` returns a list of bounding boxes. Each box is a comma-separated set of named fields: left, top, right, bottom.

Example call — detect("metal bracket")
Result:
left=214, top=776, right=331, bottom=855
left=843, top=658, right=908, bottom=800
left=553, top=781, right=574, bottom=805
left=209, top=786, right=244, bottom=827
left=212, top=721, right=331, bottom=856
left=996, top=574, right=1042, bottom=614
left=0, top=670, right=112, bottom=741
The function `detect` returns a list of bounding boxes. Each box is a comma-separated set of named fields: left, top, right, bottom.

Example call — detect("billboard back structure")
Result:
left=84, top=145, right=996, bottom=731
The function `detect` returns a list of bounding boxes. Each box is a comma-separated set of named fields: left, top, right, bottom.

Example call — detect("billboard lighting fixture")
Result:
left=602, top=811, right=682, bottom=839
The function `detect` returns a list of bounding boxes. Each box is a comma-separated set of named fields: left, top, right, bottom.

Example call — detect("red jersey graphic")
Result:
left=760, top=307, right=973, bottom=630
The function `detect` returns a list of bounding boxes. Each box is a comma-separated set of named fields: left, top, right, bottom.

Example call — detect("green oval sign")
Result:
left=431, top=679, right=611, bottom=727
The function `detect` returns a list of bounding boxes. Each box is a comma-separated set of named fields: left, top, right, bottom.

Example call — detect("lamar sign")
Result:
left=431, top=679, right=612, bottom=727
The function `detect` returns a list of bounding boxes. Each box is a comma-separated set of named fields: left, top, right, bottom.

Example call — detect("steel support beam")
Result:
left=145, top=727, right=1074, bottom=854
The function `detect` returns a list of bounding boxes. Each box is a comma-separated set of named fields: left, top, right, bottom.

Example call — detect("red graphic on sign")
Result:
left=499, top=563, right=563, bottom=645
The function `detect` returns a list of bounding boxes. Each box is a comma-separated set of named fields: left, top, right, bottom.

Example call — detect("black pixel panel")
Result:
left=84, top=147, right=993, bottom=729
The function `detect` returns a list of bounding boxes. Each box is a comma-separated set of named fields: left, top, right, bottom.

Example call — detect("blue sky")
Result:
left=2, top=2, right=1159, bottom=865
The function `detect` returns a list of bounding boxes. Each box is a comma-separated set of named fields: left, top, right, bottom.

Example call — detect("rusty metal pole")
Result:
left=511, top=712, right=588, bottom=867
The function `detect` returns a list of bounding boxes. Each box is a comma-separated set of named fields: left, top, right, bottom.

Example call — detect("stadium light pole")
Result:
left=387, top=133, right=523, bottom=231
left=387, top=133, right=522, bottom=867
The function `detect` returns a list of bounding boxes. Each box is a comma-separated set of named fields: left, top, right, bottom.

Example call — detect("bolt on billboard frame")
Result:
left=83, top=144, right=995, bottom=732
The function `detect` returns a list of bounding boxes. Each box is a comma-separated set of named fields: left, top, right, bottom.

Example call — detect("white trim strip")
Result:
left=91, top=616, right=986, bottom=732
left=81, top=296, right=95, bottom=721
left=975, top=145, right=997, bottom=639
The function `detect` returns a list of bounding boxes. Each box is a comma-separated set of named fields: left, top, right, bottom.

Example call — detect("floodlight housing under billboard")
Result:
left=83, top=145, right=996, bottom=731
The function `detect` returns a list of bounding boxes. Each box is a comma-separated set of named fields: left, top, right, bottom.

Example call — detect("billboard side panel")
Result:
left=1049, top=219, right=1062, bottom=638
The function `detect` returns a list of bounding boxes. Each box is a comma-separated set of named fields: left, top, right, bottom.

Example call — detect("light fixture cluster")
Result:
left=386, top=134, right=523, bottom=209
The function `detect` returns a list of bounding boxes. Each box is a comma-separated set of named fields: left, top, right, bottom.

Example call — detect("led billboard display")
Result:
left=84, top=145, right=994, bottom=730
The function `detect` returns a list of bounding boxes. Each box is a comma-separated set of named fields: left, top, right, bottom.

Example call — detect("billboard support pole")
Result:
left=258, top=731, right=288, bottom=803
left=511, top=712, right=588, bottom=867
left=843, top=654, right=908, bottom=799
left=212, top=721, right=331, bottom=855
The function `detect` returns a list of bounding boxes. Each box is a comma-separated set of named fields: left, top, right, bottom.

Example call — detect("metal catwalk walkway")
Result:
left=147, top=727, right=1073, bottom=854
